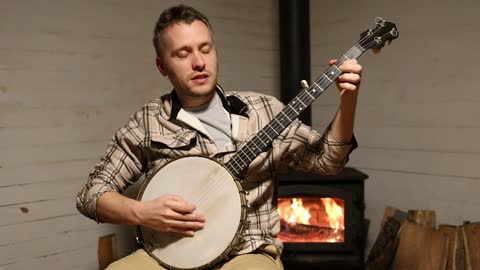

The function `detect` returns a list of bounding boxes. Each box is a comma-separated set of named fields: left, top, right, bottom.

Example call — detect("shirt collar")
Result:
left=168, top=84, right=249, bottom=120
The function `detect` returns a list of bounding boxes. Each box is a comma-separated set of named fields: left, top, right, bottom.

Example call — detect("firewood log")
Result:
left=98, top=234, right=118, bottom=270
left=456, top=225, right=468, bottom=270
left=393, top=220, right=449, bottom=270
left=366, top=207, right=407, bottom=270
left=408, top=209, right=436, bottom=229
left=463, top=222, right=480, bottom=270
left=438, top=225, right=457, bottom=270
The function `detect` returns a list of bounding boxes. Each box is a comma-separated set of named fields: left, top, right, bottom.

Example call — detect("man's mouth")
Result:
left=192, top=73, right=209, bottom=83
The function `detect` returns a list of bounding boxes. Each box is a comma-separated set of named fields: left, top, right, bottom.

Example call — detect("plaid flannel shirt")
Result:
left=76, top=85, right=357, bottom=255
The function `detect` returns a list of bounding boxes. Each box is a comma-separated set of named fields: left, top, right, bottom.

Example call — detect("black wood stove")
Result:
left=277, top=167, right=368, bottom=270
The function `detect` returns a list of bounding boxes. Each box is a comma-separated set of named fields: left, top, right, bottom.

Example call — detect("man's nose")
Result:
left=192, top=52, right=206, bottom=71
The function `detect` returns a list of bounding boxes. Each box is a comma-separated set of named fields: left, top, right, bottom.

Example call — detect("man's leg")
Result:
left=215, top=245, right=284, bottom=270
left=106, top=245, right=283, bottom=270
left=106, top=249, right=167, bottom=270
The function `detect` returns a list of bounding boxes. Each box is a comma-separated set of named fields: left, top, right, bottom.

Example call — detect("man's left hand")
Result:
left=329, top=59, right=362, bottom=95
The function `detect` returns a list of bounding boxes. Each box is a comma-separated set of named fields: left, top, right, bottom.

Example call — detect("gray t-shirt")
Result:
left=184, top=93, right=232, bottom=148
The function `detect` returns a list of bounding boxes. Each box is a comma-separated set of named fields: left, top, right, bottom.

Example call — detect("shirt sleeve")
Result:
left=271, top=105, right=357, bottom=176
left=76, top=112, right=146, bottom=222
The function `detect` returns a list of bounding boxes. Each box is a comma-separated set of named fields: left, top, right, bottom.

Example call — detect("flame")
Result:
left=321, top=198, right=345, bottom=239
left=280, top=198, right=311, bottom=224
left=277, top=197, right=345, bottom=243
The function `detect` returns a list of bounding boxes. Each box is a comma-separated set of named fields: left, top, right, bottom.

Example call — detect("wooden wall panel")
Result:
left=0, top=0, right=279, bottom=268
left=310, top=0, right=480, bottom=253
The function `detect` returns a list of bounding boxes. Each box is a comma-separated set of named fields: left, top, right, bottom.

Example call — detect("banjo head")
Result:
left=138, top=156, right=245, bottom=270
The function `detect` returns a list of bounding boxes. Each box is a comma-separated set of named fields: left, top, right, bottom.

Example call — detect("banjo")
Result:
left=137, top=17, right=399, bottom=270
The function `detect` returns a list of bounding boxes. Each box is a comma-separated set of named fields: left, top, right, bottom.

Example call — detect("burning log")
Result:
left=282, top=222, right=340, bottom=234
left=280, top=220, right=343, bottom=241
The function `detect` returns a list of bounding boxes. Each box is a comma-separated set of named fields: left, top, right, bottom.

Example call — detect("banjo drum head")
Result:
left=138, top=156, right=244, bottom=269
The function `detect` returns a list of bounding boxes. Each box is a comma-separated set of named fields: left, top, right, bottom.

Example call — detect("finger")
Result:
left=165, top=210, right=206, bottom=222
left=162, top=194, right=185, bottom=202
left=168, top=227, right=196, bottom=237
left=183, top=212, right=205, bottom=222
left=338, top=82, right=359, bottom=92
left=168, top=219, right=205, bottom=231
left=160, top=195, right=197, bottom=213
left=338, top=73, right=361, bottom=84
left=341, top=59, right=358, bottom=65
left=328, top=59, right=337, bottom=66
left=339, top=61, right=362, bottom=74
left=168, top=199, right=198, bottom=214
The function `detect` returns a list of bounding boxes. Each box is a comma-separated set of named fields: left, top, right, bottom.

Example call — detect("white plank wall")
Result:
left=0, top=1, right=278, bottom=269
left=309, top=0, right=480, bottom=251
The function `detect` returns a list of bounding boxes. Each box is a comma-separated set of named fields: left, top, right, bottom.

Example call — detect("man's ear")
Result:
left=155, top=57, right=167, bottom=76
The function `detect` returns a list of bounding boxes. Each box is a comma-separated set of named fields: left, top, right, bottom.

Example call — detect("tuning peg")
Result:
left=387, top=40, right=393, bottom=46
left=300, top=80, right=309, bottom=89
left=372, top=48, right=381, bottom=54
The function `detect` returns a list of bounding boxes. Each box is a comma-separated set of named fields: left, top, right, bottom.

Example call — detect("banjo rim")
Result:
left=136, top=155, right=247, bottom=270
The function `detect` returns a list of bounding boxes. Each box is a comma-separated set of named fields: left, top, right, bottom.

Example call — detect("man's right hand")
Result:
left=136, top=194, right=206, bottom=237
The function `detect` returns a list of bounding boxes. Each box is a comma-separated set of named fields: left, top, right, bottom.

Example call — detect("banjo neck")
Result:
left=224, top=17, right=399, bottom=178
left=224, top=45, right=365, bottom=178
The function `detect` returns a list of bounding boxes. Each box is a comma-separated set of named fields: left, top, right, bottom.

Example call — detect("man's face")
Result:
left=156, top=20, right=218, bottom=108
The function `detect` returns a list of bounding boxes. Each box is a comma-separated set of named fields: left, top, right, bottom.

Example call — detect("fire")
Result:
left=277, top=197, right=345, bottom=243
left=321, top=198, right=345, bottom=242
left=279, top=198, right=311, bottom=224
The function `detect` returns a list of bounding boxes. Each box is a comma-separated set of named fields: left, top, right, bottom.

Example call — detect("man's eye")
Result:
left=177, top=51, right=189, bottom=58
left=201, top=46, right=211, bottom=54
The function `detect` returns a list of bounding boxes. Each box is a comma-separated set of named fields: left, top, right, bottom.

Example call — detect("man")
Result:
left=77, top=4, right=362, bottom=270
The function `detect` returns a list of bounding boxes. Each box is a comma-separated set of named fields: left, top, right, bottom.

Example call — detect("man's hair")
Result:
left=153, top=5, right=213, bottom=57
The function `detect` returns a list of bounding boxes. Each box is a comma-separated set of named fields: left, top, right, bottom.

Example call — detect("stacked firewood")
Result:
left=366, top=207, right=480, bottom=270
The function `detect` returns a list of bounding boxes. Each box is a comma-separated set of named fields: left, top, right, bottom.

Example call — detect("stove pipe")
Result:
left=279, top=0, right=311, bottom=125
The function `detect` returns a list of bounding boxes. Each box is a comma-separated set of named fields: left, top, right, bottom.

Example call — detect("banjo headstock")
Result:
left=358, top=17, right=399, bottom=53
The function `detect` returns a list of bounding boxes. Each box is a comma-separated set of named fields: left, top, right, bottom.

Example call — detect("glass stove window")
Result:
left=277, top=197, right=345, bottom=243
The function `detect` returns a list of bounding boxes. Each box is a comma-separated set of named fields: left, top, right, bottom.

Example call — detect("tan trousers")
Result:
left=106, top=245, right=284, bottom=270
